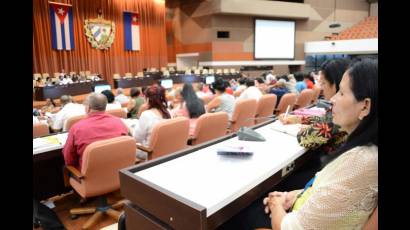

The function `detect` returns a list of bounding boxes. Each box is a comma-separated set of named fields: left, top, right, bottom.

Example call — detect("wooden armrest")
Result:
left=136, top=143, right=153, bottom=154
left=65, top=166, right=84, bottom=183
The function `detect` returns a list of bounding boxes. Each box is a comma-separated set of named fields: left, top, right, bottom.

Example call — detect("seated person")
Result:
left=269, top=79, right=290, bottom=107
left=265, top=70, right=276, bottom=85
left=171, top=83, right=206, bottom=135
left=114, top=88, right=130, bottom=104
left=237, top=78, right=263, bottom=101
left=49, top=95, right=85, bottom=132
left=133, top=85, right=171, bottom=160
left=233, top=77, right=247, bottom=97
left=127, top=87, right=145, bottom=119
left=206, top=77, right=235, bottom=119
left=169, top=87, right=183, bottom=110
left=193, top=83, right=208, bottom=98
left=40, top=98, right=58, bottom=113
left=222, top=58, right=378, bottom=230
left=294, top=72, right=307, bottom=93
left=101, top=90, right=122, bottom=110
left=280, top=59, right=351, bottom=154
left=255, top=77, right=268, bottom=94
left=63, top=93, right=129, bottom=170
left=304, top=73, right=315, bottom=89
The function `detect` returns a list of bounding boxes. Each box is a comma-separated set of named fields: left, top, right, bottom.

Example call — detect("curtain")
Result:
left=33, top=0, right=167, bottom=85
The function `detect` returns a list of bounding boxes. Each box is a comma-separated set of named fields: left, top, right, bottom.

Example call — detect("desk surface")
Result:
left=33, top=132, right=68, bottom=155
left=134, top=121, right=304, bottom=217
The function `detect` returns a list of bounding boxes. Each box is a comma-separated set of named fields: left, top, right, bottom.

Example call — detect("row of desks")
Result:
left=33, top=74, right=241, bottom=101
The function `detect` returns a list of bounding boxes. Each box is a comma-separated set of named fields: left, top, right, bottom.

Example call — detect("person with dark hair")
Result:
left=303, top=73, right=315, bottom=89
left=233, top=77, right=248, bottom=97
left=127, top=87, right=145, bottom=119
left=133, top=85, right=171, bottom=160
left=294, top=72, right=306, bottom=93
left=207, top=77, right=235, bottom=119
left=255, top=77, right=268, bottom=94
left=222, top=58, right=378, bottom=230
left=237, top=78, right=263, bottom=101
left=101, top=89, right=121, bottom=110
left=63, top=93, right=128, bottom=170
left=269, top=79, right=290, bottom=107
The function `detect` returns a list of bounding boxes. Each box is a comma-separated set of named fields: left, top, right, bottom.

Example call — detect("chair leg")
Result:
left=82, top=210, right=103, bottom=230
left=70, top=207, right=96, bottom=215
left=106, top=208, right=121, bottom=221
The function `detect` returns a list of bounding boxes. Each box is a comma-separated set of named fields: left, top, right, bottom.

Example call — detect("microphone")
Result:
left=237, top=115, right=277, bottom=142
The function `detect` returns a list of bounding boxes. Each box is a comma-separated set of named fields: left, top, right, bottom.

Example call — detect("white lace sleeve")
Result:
left=283, top=145, right=378, bottom=230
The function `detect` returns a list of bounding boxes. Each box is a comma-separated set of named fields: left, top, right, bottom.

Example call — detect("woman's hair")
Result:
left=304, top=73, right=314, bottom=82
left=320, top=58, right=350, bottom=92
left=181, top=84, right=205, bottom=118
left=238, top=77, right=247, bottom=85
left=245, top=78, right=255, bottom=87
left=101, top=90, right=115, bottom=103
left=324, top=58, right=378, bottom=165
left=211, top=77, right=228, bottom=93
left=255, top=77, right=264, bottom=84
left=294, top=72, right=304, bottom=82
left=130, top=87, right=141, bottom=98
left=145, top=85, right=171, bottom=119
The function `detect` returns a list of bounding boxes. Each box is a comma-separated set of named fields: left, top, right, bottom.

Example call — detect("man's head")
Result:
left=60, top=95, right=72, bottom=107
left=116, top=88, right=124, bottom=95
left=84, top=93, right=107, bottom=114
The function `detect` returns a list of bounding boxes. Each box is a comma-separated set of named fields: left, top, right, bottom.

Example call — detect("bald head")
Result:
left=116, top=88, right=124, bottom=95
left=84, top=93, right=107, bottom=112
left=60, top=95, right=72, bottom=106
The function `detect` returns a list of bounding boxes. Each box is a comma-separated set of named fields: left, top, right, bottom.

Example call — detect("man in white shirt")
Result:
left=265, top=70, right=276, bottom=85
left=237, top=78, right=263, bottom=101
left=50, top=95, right=86, bottom=131
left=114, top=88, right=130, bottom=104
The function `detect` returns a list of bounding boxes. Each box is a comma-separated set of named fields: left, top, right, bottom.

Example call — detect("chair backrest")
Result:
left=168, top=67, right=176, bottom=72
left=113, top=73, right=121, bottom=79
left=64, top=114, right=87, bottom=132
left=33, top=123, right=49, bottom=138
left=202, top=69, right=208, bottom=75
left=85, top=70, right=91, bottom=76
left=230, top=99, right=258, bottom=132
left=194, top=69, right=201, bottom=75
left=54, top=72, right=60, bottom=78
left=148, top=117, right=190, bottom=160
left=363, top=206, right=378, bottom=230
left=69, top=71, right=76, bottom=76
left=255, top=94, right=277, bottom=124
left=216, top=69, right=222, bottom=74
left=191, top=112, right=229, bottom=145
left=295, top=89, right=314, bottom=109
left=311, top=85, right=322, bottom=103
left=125, top=72, right=133, bottom=78
left=33, top=73, right=42, bottom=79
left=230, top=68, right=236, bottom=74
left=275, top=93, right=297, bottom=115
left=77, top=136, right=136, bottom=198
left=208, top=69, right=214, bottom=75
left=42, top=73, right=49, bottom=78
left=223, top=69, right=230, bottom=75
left=106, top=109, right=127, bottom=119
left=79, top=71, right=85, bottom=77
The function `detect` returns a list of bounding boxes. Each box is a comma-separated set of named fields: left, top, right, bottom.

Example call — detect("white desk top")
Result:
left=33, top=132, right=68, bottom=155
left=135, top=121, right=305, bottom=217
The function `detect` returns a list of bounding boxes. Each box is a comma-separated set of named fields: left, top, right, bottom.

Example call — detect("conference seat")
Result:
left=202, top=69, right=209, bottom=75
left=294, top=89, right=314, bottom=110
left=64, top=114, right=87, bottom=132
left=66, top=136, right=136, bottom=230
left=106, top=109, right=127, bottom=119
left=190, top=112, right=229, bottom=146
left=274, top=93, right=297, bottom=115
left=208, top=69, right=215, bottom=75
left=124, top=72, right=133, bottom=78
left=229, top=99, right=258, bottom=133
left=113, top=73, right=121, bottom=79
left=137, top=117, right=190, bottom=161
left=33, top=73, right=42, bottom=80
left=137, top=72, right=144, bottom=78
left=85, top=70, right=91, bottom=76
left=33, top=123, right=49, bottom=138
left=255, top=94, right=277, bottom=124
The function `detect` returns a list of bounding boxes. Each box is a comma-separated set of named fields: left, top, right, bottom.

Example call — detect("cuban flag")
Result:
left=49, top=2, right=74, bottom=50
left=124, top=12, right=140, bottom=51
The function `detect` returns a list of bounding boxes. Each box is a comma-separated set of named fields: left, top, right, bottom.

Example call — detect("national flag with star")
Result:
left=124, top=12, right=140, bottom=51
left=49, top=2, right=74, bottom=50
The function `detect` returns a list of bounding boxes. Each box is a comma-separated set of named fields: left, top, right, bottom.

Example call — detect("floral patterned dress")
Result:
left=297, top=109, right=347, bottom=154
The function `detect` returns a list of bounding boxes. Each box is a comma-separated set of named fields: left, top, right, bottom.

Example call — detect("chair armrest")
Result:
left=136, top=143, right=153, bottom=154
left=65, top=165, right=84, bottom=183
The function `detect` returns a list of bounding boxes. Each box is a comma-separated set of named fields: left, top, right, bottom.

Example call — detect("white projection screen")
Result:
left=254, top=19, right=295, bottom=59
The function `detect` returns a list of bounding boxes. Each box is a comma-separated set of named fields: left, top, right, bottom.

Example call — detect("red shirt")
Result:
left=225, top=87, right=234, bottom=95
left=63, top=112, right=129, bottom=170
left=305, top=80, right=314, bottom=89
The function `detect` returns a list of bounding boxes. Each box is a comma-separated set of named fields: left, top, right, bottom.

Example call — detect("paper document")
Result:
left=270, top=120, right=302, bottom=137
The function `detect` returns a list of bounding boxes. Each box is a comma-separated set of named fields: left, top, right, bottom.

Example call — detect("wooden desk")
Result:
left=33, top=133, right=70, bottom=200
left=34, top=80, right=109, bottom=100
left=119, top=120, right=313, bottom=229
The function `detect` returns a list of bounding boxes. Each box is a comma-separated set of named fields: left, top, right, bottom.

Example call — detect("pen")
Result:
left=284, top=105, right=290, bottom=119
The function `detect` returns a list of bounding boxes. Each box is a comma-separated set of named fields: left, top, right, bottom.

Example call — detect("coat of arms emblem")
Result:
left=84, top=17, right=115, bottom=50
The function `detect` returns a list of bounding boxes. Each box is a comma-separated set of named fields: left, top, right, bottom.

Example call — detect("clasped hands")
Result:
left=263, top=190, right=299, bottom=217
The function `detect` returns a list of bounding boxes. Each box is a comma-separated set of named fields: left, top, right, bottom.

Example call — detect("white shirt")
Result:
left=51, top=103, right=86, bottom=131
left=266, top=73, right=276, bottom=84
left=106, top=102, right=122, bottom=111
left=133, top=110, right=164, bottom=146
left=61, top=78, right=73, bottom=84
left=196, top=91, right=207, bottom=98
left=115, top=94, right=130, bottom=104
left=237, top=86, right=263, bottom=101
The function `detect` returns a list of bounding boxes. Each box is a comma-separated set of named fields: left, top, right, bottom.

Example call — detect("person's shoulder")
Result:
left=342, top=145, right=378, bottom=170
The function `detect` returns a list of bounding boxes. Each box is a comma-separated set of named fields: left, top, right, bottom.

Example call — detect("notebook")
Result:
left=269, top=120, right=302, bottom=137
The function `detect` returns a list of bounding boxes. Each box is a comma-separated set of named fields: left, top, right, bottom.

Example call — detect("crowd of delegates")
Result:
left=34, top=59, right=377, bottom=229
left=33, top=72, right=102, bottom=87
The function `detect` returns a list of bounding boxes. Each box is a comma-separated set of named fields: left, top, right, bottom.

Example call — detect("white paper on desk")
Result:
left=33, top=138, right=58, bottom=149
left=270, top=121, right=302, bottom=137
left=54, top=133, right=69, bottom=145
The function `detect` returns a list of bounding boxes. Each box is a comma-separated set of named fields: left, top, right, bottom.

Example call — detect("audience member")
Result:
left=50, top=95, right=85, bottom=132
left=237, top=78, right=263, bottom=101
left=127, top=87, right=145, bottom=119
left=114, top=88, right=130, bottom=104
left=101, top=90, right=122, bottom=110
left=207, top=78, right=235, bottom=119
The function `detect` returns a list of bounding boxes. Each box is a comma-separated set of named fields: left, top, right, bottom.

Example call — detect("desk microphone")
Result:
left=237, top=115, right=276, bottom=142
